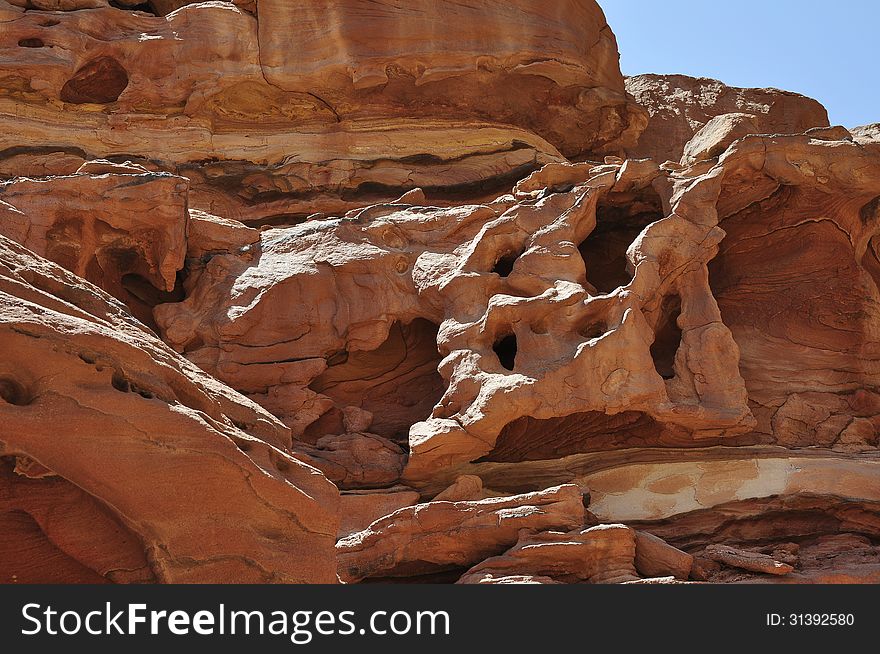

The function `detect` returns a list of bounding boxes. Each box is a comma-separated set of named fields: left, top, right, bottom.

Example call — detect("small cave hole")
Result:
left=579, top=192, right=665, bottom=294
left=492, top=249, right=522, bottom=278
left=493, top=333, right=518, bottom=371
left=110, top=372, right=131, bottom=393
left=650, top=295, right=683, bottom=380
left=60, top=56, right=129, bottom=105
left=109, top=1, right=159, bottom=14
left=306, top=319, right=444, bottom=443
left=18, top=38, right=45, bottom=48
left=0, top=378, right=31, bottom=406
left=579, top=321, right=608, bottom=340
left=326, top=350, right=349, bottom=367
left=121, top=273, right=185, bottom=306
left=40, top=19, right=61, bottom=27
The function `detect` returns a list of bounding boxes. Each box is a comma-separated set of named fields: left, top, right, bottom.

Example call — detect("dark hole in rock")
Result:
left=306, top=319, right=444, bottom=443
left=540, top=183, right=575, bottom=198
left=579, top=320, right=607, bottom=340
left=121, top=273, right=185, bottom=306
left=40, top=19, right=61, bottom=27
left=110, top=372, right=130, bottom=393
left=120, top=272, right=186, bottom=333
left=482, top=411, right=670, bottom=463
left=651, top=295, right=683, bottom=380
left=579, top=191, right=664, bottom=294
left=326, top=350, right=349, bottom=367
left=60, top=57, right=129, bottom=105
left=859, top=195, right=880, bottom=225
left=109, top=1, right=158, bottom=14
left=18, top=38, right=45, bottom=48
left=493, top=333, right=518, bottom=371
left=0, top=378, right=31, bottom=406
left=492, top=249, right=521, bottom=278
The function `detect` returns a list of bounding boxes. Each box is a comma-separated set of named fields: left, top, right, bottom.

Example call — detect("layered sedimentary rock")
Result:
left=2, top=0, right=880, bottom=586
left=853, top=124, right=880, bottom=145
left=336, top=485, right=585, bottom=582
left=154, top=155, right=755, bottom=491
left=626, top=74, right=829, bottom=162
left=458, top=524, right=639, bottom=584
left=0, top=168, right=188, bottom=325
left=0, top=234, right=338, bottom=583
left=0, top=0, right=645, bottom=224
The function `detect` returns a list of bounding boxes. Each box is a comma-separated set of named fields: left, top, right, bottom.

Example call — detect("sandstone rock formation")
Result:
left=0, top=0, right=645, bottom=224
left=0, top=233, right=338, bottom=583
left=626, top=74, right=830, bottom=163
left=2, top=0, right=880, bottom=586
left=337, top=485, right=586, bottom=583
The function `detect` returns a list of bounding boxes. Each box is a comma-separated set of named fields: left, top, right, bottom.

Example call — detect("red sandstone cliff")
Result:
left=1, top=0, right=879, bottom=585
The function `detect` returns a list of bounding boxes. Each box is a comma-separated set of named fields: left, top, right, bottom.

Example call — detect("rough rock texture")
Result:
left=634, top=530, right=693, bottom=580
left=0, top=234, right=338, bottom=583
left=155, top=155, right=755, bottom=491
left=853, top=124, right=880, bottom=145
left=2, top=0, right=880, bottom=585
left=704, top=544, right=794, bottom=576
left=458, top=524, right=639, bottom=584
left=0, top=169, right=188, bottom=326
left=626, top=74, right=830, bottom=162
left=0, top=0, right=645, bottom=224
left=337, top=487, right=420, bottom=538
left=336, top=485, right=585, bottom=582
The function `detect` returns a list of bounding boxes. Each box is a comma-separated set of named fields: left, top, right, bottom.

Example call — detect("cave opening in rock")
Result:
left=579, top=190, right=665, bottom=294
left=482, top=411, right=672, bottom=463
left=109, top=1, right=159, bottom=14
left=579, top=319, right=608, bottom=341
left=60, top=57, right=129, bottom=105
left=651, top=295, right=683, bottom=380
left=492, top=250, right=521, bottom=278
left=306, top=319, right=445, bottom=443
left=18, top=38, right=45, bottom=48
left=493, top=333, right=518, bottom=371
left=0, top=377, right=30, bottom=406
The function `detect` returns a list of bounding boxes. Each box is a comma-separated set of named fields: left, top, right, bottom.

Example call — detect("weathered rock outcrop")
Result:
left=0, top=169, right=188, bottom=326
left=458, top=524, right=639, bottom=584
left=337, top=485, right=586, bottom=582
left=154, top=155, right=755, bottom=491
left=2, top=0, right=879, bottom=586
left=625, top=74, right=829, bottom=163
left=0, top=0, right=644, bottom=224
left=0, top=234, right=338, bottom=583
left=853, top=124, right=880, bottom=145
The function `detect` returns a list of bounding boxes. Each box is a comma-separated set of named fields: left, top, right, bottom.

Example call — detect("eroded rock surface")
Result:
left=0, top=234, right=338, bottom=583
left=1, top=0, right=879, bottom=585
left=0, top=0, right=644, bottom=224
left=626, top=74, right=830, bottom=162
left=336, top=485, right=586, bottom=582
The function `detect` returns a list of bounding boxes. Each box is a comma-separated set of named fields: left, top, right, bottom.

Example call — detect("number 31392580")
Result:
left=788, top=614, right=855, bottom=626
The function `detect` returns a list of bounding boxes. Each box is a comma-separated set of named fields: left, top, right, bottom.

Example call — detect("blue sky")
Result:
left=599, top=0, right=878, bottom=128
